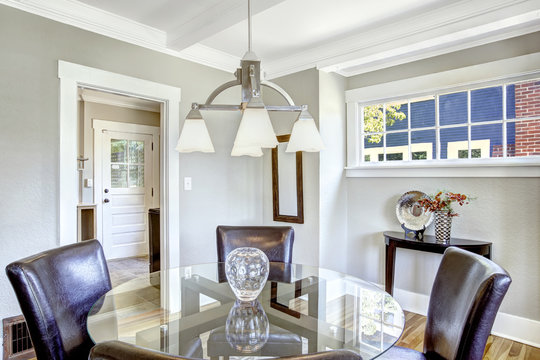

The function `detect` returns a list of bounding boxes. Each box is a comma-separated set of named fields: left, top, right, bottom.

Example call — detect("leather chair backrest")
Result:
left=6, top=240, right=112, bottom=360
left=216, top=226, right=294, bottom=263
left=424, top=247, right=511, bottom=360
left=90, top=340, right=197, bottom=360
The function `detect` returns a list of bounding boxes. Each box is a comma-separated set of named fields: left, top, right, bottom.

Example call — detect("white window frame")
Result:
left=345, top=54, right=540, bottom=178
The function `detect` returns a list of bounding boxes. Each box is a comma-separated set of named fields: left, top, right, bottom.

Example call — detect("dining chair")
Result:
left=381, top=247, right=511, bottom=360
left=5, top=240, right=112, bottom=360
left=89, top=340, right=362, bottom=360
left=216, top=225, right=294, bottom=263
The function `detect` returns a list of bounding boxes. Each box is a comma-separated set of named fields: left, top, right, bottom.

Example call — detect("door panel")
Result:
left=103, top=131, right=153, bottom=259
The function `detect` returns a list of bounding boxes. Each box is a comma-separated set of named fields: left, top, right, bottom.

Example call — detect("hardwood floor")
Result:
left=105, top=257, right=540, bottom=360
left=397, top=311, right=540, bottom=360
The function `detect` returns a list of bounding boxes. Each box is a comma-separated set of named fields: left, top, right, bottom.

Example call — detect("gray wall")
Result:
left=345, top=33, right=540, bottom=323
left=262, top=69, right=321, bottom=266
left=0, top=4, right=264, bottom=348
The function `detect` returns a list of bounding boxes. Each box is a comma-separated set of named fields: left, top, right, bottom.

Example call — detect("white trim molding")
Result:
left=58, top=60, right=181, bottom=272
left=390, top=286, right=540, bottom=348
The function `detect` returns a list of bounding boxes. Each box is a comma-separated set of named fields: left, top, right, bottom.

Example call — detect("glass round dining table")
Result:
left=88, top=263, right=404, bottom=359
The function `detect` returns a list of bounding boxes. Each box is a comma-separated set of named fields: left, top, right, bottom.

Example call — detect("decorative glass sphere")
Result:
left=225, top=247, right=269, bottom=301
left=226, top=300, right=269, bottom=353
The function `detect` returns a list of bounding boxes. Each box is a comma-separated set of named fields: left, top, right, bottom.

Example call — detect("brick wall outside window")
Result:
left=515, top=81, right=540, bottom=156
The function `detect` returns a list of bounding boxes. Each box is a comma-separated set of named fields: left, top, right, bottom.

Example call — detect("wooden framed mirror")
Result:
left=272, top=134, right=304, bottom=223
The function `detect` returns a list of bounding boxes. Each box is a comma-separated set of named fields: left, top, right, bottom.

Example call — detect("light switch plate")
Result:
left=184, top=177, right=192, bottom=191
left=84, top=178, right=93, bottom=188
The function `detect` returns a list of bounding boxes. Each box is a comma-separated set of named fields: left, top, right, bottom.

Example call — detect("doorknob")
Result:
left=104, top=198, right=110, bottom=203
left=104, top=188, right=109, bottom=193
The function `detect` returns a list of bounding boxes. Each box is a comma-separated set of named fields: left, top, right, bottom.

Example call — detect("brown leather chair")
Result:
left=89, top=340, right=362, bottom=360
left=381, top=247, right=511, bottom=360
left=5, top=240, right=112, bottom=360
left=216, top=225, right=294, bottom=263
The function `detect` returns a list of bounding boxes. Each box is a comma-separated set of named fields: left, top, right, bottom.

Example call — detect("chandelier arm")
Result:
left=261, top=81, right=296, bottom=106
left=204, top=78, right=242, bottom=105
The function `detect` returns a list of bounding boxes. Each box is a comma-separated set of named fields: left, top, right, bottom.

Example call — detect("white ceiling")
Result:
left=2, top=0, right=540, bottom=78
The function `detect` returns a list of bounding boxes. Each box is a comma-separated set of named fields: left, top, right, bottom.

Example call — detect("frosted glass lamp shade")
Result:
left=175, top=118, right=215, bottom=153
left=286, top=111, right=324, bottom=152
left=231, top=143, right=263, bottom=157
left=233, top=107, right=278, bottom=149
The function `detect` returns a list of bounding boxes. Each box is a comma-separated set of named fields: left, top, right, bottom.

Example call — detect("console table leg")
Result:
left=385, top=242, right=396, bottom=296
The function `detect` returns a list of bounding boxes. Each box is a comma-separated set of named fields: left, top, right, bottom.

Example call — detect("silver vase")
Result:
left=434, top=211, right=452, bottom=243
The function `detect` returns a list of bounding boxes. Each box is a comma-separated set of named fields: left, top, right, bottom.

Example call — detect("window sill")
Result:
left=345, top=158, right=540, bottom=177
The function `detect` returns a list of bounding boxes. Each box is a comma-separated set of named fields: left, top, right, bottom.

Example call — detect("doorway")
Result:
left=59, top=60, right=182, bottom=273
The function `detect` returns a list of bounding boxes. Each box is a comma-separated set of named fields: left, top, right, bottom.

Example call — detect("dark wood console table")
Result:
left=384, top=231, right=492, bottom=296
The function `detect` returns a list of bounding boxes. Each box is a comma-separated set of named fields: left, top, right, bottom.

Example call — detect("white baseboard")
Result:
left=379, top=285, right=540, bottom=348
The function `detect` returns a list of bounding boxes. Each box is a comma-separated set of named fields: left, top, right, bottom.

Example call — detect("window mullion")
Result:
left=407, top=100, right=411, bottom=161
left=503, top=84, right=507, bottom=158
left=467, top=90, right=472, bottom=159
left=383, top=103, right=387, bottom=162
left=435, top=95, right=440, bottom=160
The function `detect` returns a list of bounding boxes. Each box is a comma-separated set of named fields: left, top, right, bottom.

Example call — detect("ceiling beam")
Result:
left=166, top=0, right=287, bottom=51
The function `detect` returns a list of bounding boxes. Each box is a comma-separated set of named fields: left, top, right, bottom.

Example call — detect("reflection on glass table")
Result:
left=87, top=263, right=405, bottom=359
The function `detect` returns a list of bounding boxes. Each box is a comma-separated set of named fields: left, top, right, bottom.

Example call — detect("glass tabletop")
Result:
left=88, top=263, right=404, bottom=359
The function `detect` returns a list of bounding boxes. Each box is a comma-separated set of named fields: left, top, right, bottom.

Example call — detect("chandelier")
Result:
left=175, top=0, right=324, bottom=157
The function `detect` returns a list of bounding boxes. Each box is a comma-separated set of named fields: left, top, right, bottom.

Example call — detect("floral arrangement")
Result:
left=418, top=191, right=471, bottom=217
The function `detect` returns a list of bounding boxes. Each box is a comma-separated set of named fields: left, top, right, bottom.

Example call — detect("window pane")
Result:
left=411, top=98, right=435, bottom=128
left=129, top=165, right=144, bottom=187
left=471, top=86, right=502, bottom=122
left=471, top=123, right=502, bottom=158
left=385, top=132, right=408, bottom=161
left=364, top=135, right=383, bottom=163
left=363, top=105, right=384, bottom=134
left=506, top=84, right=515, bottom=119
left=441, top=126, right=468, bottom=159
left=386, top=102, right=408, bottom=131
left=111, top=139, right=127, bottom=163
left=440, top=92, right=467, bottom=125
left=506, top=122, right=516, bottom=157
left=514, top=119, right=540, bottom=156
left=411, top=130, right=435, bottom=160
left=111, top=164, right=128, bottom=188
left=129, top=140, right=144, bottom=164
left=514, top=79, right=540, bottom=119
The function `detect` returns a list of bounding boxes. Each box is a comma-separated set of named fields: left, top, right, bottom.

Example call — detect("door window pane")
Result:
left=111, top=164, right=128, bottom=188
left=129, top=165, right=144, bottom=187
left=111, top=139, right=127, bottom=163
left=440, top=92, right=467, bottom=126
left=471, top=86, right=502, bottom=122
left=129, top=140, right=145, bottom=164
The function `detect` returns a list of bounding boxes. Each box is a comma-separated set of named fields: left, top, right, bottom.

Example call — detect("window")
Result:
left=356, top=78, right=540, bottom=165
left=111, top=139, right=145, bottom=188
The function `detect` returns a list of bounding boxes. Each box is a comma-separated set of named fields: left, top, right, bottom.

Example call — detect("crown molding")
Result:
left=2, top=0, right=539, bottom=79
left=264, top=0, right=540, bottom=79
left=0, top=0, right=239, bottom=73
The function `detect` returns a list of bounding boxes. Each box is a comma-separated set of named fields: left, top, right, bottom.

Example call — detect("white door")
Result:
left=102, top=131, right=154, bottom=259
